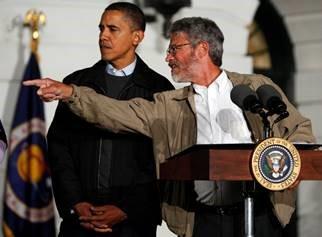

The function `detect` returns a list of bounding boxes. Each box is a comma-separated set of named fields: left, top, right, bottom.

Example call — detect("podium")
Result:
left=160, top=143, right=322, bottom=237
left=160, top=143, right=322, bottom=181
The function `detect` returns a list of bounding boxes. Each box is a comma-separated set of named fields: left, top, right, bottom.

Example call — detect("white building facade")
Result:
left=0, top=0, right=322, bottom=236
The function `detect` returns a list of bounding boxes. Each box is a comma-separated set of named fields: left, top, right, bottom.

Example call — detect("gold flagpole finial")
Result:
left=23, top=9, right=46, bottom=58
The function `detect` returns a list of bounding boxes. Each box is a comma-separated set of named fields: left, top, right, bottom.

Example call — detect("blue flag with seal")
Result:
left=2, top=53, right=56, bottom=237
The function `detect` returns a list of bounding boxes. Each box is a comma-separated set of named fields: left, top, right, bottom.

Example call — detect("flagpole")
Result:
left=2, top=10, right=56, bottom=237
left=23, top=9, right=46, bottom=59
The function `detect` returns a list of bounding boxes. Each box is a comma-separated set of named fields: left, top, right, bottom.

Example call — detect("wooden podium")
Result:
left=160, top=143, right=322, bottom=237
left=160, top=143, right=322, bottom=181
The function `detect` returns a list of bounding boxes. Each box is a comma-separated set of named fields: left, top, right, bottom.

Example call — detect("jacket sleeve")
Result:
left=67, top=85, right=160, bottom=137
left=47, top=102, right=84, bottom=218
left=271, top=81, right=316, bottom=143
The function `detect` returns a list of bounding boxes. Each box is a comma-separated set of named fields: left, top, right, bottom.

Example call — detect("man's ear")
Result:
left=133, top=31, right=144, bottom=46
left=194, top=41, right=209, bottom=59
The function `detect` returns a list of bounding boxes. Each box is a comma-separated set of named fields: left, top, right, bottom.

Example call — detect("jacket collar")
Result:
left=80, top=54, right=158, bottom=92
left=226, top=70, right=253, bottom=87
left=171, top=86, right=196, bottom=114
left=172, top=85, right=194, bottom=100
left=130, top=55, right=158, bottom=89
left=78, top=60, right=106, bottom=92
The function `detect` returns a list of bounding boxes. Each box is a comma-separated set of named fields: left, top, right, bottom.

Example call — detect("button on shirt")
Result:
left=193, top=71, right=253, bottom=206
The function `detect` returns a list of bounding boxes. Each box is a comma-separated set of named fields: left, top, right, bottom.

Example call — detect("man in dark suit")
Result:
left=46, top=2, right=173, bottom=237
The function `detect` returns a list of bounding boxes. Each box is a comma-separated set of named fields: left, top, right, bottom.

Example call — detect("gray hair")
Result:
left=169, top=17, right=224, bottom=66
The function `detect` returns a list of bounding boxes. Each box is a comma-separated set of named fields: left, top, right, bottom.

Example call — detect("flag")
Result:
left=0, top=119, right=7, bottom=163
left=2, top=53, right=56, bottom=237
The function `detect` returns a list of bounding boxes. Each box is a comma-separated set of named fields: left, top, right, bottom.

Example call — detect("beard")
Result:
left=171, top=56, right=199, bottom=83
left=172, top=73, right=188, bottom=83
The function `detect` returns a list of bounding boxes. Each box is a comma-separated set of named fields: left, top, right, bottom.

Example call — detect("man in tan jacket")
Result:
left=25, top=17, right=315, bottom=237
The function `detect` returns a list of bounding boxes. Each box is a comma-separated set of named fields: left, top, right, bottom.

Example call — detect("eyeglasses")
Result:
left=166, top=43, right=191, bottom=55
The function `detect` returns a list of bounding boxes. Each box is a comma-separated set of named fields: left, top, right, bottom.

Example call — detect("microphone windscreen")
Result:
left=256, top=84, right=287, bottom=116
left=256, top=84, right=281, bottom=108
left=231, top=84, right=257, bottom=110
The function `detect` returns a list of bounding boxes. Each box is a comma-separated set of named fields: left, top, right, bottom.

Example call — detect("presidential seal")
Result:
left=251, top=137, right=301, bottom=191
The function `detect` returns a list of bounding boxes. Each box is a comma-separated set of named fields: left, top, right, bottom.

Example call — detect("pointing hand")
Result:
left=23, top=78, right=73, bottom=102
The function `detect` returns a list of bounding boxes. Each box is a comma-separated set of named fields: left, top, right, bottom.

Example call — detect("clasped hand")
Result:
left=74, top=202, right=127, bottom=233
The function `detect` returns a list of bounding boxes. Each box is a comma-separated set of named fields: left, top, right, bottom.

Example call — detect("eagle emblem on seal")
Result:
left=265, top=151, right=288, bottom=178
left=252, top=138, right=301, bottom=191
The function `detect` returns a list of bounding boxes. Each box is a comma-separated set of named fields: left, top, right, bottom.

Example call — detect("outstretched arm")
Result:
left=24, top=78, right=157, bottom=137
left=23, top=78, right=73, bottom=102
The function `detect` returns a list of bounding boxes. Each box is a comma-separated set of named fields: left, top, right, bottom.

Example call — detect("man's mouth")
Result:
left=99, top=41, right=112, bottom=49
left=169, top=63, right=178, bottom=70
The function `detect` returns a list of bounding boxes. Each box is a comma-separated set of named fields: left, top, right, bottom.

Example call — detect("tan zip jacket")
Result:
left=68, top=71, right=315, bottom=236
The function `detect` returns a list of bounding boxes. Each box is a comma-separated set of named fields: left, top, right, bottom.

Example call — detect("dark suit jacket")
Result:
left=47, top=55, right=174, bottom=225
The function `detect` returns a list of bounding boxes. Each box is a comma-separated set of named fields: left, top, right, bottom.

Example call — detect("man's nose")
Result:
left=165, top=52, right=173, bottom=62
left=100, top=29, right=110, bottom=40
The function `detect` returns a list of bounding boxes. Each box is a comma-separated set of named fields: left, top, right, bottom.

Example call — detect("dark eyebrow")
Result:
left=98, top=23, right=120, bottom=31
left=107, top=24, right=120, bottom=30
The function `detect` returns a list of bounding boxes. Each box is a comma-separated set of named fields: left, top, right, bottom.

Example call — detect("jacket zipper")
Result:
left=95, top=80, right=134, bottom=189
left=106, top=81, right=135, bottom=188
left=87, top=83, right=106, bottom=191
left=97, top=138, right=103, bottom=190
left=95, top=78, right=135, bottom=189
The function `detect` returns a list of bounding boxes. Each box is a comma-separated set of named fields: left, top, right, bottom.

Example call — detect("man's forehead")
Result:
left=100, top=10, right=135, bottom=29
left=101, top=10, right=125, bottom=22
left=170, top=32, right=188, bottom=43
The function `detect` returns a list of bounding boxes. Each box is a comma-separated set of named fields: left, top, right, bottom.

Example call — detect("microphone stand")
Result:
left=244, top=110, right=271, bottom=237
left=260, top=110, right=272, bottom=138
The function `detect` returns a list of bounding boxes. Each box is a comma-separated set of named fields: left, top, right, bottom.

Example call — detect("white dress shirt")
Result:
left=193, top=70, right=252, bottom=205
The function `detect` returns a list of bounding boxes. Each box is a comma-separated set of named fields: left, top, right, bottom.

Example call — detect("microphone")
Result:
left=231, top=85, right=263, bottom=114
left=256, top=85, right=287, bottom=115
left=256, top=84, right=289, bottom=122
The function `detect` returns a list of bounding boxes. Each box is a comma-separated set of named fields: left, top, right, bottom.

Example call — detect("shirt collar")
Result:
left=192, top=70, right=228, bottom=95
left=106, top=57, right=137, bottom=76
